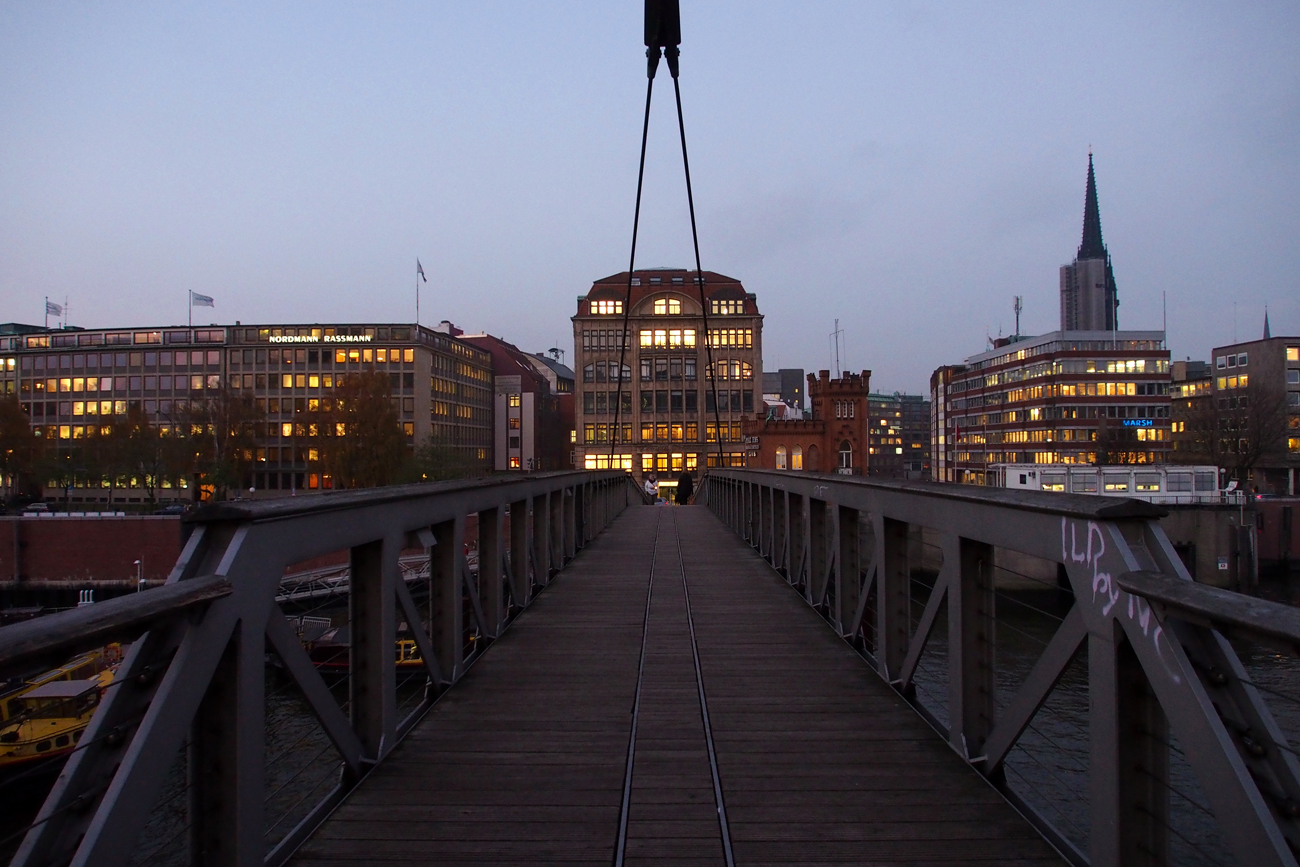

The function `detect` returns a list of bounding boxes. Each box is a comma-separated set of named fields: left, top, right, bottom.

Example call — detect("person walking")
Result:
left=643, top=475, right=657, bottom=500
left=674, top=471, right=694, bottom=505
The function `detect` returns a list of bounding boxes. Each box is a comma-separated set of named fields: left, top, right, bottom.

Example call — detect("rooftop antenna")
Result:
left=548, top=346, right=565, bottom=366
left=1013, top=295, right=1023, bottom=339
left=830, top=319, right=844, bottom=378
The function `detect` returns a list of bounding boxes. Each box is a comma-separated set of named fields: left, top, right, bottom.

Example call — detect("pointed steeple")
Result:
left=1078, top=152, right=1107, bottom=260
left=1264, top=307, right=1272, bottom=339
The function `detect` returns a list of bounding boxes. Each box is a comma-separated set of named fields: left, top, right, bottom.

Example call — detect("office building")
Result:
left=930, top=331, right=1172, bottom=484
left=867, top=392, right=931, bottom=479
left=0, top=322, right=493, bottom=501
left=1206, top=329, right=1300, bottom=494
left=572, top=269, right=763, bottom=478
left=1169, top=360, right=1213, bottom=462
left=461, top=333, right=571, bottom=472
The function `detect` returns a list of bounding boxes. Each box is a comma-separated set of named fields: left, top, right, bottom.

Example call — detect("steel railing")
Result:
left=0, top=470, right=636, bottom=867
left=699, top=468, right=1300, bottom=867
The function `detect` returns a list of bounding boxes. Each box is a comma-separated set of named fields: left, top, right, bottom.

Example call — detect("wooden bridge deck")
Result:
left=293, top=505, right=1065, bottom=866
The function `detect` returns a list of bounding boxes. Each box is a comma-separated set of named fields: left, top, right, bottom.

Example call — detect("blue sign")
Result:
left=1121, top=419, right=1154, bottom=428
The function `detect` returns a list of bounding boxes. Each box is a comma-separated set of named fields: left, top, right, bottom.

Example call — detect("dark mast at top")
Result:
left=1060, top=153, right=1119, bottom=331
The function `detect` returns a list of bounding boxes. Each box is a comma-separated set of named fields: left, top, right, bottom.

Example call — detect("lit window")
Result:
left=653, top=298, right=682, bottom=315
left=282, top=423, right=294, bottom=437
left=776, top=445, right=787, bottom=470
left=1287, top=347, right=1298, bottom=361
left=639, top=330, right=653, bottom=347
left=510, top=456, right=522, bottom=468
left=591, top=300, right=623, bottom=315
left=791, top=445, right=803, bottom=470
left=508, top=393, right=521, bottom=407
left=710, top=299, right=743, bottom=315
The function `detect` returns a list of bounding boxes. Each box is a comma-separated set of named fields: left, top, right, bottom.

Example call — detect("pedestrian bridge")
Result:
left=2, top=470, right=1299, bottom=867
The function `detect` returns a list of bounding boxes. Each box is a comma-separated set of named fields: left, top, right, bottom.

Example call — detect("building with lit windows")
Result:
left=0, top=322, right=492, bottom=502
left=462, top=333, right=570, bottom=472
left=572, top=269, right=762, bottom=479
left=1208, top=332, right=1300, bottom=494
left=867, top=392, right=931, bottom=479
left=1170, top=360, right=1213, bottom=461
left=929, top=331, right=1172, bottom=485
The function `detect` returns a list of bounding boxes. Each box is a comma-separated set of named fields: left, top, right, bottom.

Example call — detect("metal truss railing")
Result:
left=0, top=470, right=634, bottom=867
left=700, top=468, right=1300, bottom=867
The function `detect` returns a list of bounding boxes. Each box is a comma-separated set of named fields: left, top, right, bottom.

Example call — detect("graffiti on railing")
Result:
left=1062, top=516, right=1181, bottom=684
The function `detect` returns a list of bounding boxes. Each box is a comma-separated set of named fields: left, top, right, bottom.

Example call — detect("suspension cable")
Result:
left=666, top=47, right=725, bottom=474
left=610, top=48, right=661, bottom=470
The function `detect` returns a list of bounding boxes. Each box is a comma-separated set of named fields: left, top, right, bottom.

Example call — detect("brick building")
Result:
left=461, top=333, right=569, bottom=472
left=743, top=370, right=871, bottom=474
left=572, top=268, right=762, bottom=479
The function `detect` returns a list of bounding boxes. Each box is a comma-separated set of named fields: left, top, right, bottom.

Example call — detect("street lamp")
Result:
left=134, top=559, right=144, bottom=592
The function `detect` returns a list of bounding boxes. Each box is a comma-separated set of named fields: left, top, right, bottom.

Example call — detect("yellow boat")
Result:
left=0, top=650, right=120, bottom=771
left=0, top=646, right=121, bottom=726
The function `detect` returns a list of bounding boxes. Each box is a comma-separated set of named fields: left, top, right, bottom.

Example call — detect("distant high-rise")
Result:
left=1060, top=154, right=1119, bottom=331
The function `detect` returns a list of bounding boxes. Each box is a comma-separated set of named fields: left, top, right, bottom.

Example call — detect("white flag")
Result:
left=191, top=292, right=215, bottom=308
left=46, top=300, right=63, bottom=316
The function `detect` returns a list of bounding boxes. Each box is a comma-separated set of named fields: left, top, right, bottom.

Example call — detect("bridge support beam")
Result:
left=948, top=537, right=996, bottom=760
left=480, top=507, right=504, bottom=639
left=788, top=493, right=805, bottom=589
left=1090, top=623, right=1171, bottom=866
left=876, top=516, right=910, bottom=682
left=508, top=499, right=530, bottom=608
left=773, top=491, right=788, bottom=576
left=836, top=506, right=861, bottom=639
left=429, top=518, right=465, bottom=686
left=351, top=538, right=398, bottom=757
left=190, top=622, right=264, bottom=867
left=809, top=498, right=828, bottom=607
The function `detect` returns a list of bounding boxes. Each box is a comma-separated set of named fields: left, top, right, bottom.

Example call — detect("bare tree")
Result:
left=308, top=370, right=407, bottom=489
left=1216, top=380, right=1291, bottom=485
left=0, top=396, right=39, bottom=502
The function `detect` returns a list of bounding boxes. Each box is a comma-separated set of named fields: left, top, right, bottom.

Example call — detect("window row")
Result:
left=27, top=329, right=225, bottom=349
left=641, top=357, right=697, bottom=382
left=581, top=329, right=630, bottom=350
left=639, top=329, right=697, bottom=348
left=581, top=422, right=746, bottom=443
left=231, top=347, right=416, bottom=366
left=28, top=374, right=222, bottom=395
left=583, top=361, right=633, bottom=383
left=589, top=300, right=623, bottom=315
left=583, top=391, right=635, bottom=414
left=705, top=360, right=753, bottom=381
left=834, top=400, right=855, bottom=419
left=20, top=350, right=222, bottom=372
left=1216, top=352, right=1248, bottom=369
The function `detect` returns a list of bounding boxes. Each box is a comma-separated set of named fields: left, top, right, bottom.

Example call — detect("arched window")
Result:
left=806, top=444, right=820, bottom=472
left=791, top=445, right=803, bottom=471
left=775, top=445, right=787, bottom=470
left=835, top=400, right=842, bottom=419
left=839, top=440, right=853, bottom=469
left=848, top=400, right=855, bottom=419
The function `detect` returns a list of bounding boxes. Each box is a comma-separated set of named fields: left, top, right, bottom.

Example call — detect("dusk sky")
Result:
left=2, top=2, right=1297, bottom=393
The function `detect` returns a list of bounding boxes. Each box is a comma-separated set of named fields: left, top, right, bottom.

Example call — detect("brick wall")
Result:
left=0, top=516, right=183, bottom=587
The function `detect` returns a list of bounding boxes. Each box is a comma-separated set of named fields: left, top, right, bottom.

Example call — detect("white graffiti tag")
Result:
left=1060, top=517, right=1181, bottom=684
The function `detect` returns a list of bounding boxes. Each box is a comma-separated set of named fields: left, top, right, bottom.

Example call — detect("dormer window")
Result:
left=653, top=298, right=682, bottom=315
left=631, top=278, right=641, bottom=286
left=649, top=277, right=662, bottom=284
left=672, top=276, right=684, bottom=284
left=710, top=300, right=743, bottom=315
left=590, top=300, right=623, bottom=315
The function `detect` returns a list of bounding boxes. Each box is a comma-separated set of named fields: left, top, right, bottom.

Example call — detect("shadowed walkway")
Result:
left=293, top=505, right=1064, bottom=866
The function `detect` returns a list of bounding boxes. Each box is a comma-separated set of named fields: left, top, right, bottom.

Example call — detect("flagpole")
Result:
left=415, top=260, right=420, bottom=327
left=44, top=296, right=48, bottom=330
left=188, top=290, right=192, bottom=330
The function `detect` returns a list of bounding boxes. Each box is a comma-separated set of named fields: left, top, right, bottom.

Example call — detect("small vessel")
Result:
left=0, top=646, right=121, bottom=726
left=0, top=667, right=115, bottom=770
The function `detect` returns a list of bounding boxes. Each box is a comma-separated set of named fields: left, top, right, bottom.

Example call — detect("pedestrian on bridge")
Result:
left=675, top=471, right=694, bottom=505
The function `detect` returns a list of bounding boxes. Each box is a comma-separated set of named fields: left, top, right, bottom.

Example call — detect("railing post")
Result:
left=429, top=517, right=464, bottom=684
left=549, top=489, right=563, bottom=573
left=809, top=498, right=828, bottom=606
left=1090, top=623, right=1170, bottom=865
left=509, top=498, right=530, bottom=607
left=749, top=483, right=761, bottom=546
left=533, top=493, right=551, bottom=585
left=565, top=485, right=577, bottom=560
left=876, top=516, right=910, bottom=682
left=479, top=506, right=504, bottom=638
left=947, top=537, right=996, bottom=759
left=836, top=506, right=861, bottom=639
left=189, top=621, right=264, bottom=866
left=773, top=490, right=788, bottom=576
left=788, top=493, right=805, bottom=588
left=760, top=486, right=773, bottom=561
left=351, top=538, right=398, bottom=753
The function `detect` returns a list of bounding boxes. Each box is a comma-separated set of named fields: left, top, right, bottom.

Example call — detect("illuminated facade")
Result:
left=929, top=331, right=1172, bottom=485
left=0, top=322, right=492, bottom=501
left=572, top=269, right=763, bottom=479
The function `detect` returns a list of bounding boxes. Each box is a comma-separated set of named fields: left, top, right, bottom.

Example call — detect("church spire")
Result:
left=1264, top=307, right=1272, bottom=339
left=1077, top=152, right=1107, bottom=260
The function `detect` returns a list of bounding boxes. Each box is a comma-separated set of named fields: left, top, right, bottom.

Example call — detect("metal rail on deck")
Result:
left=0, top=470, right=636, bottom=867
left=699, top=468, right=1300, bottom=867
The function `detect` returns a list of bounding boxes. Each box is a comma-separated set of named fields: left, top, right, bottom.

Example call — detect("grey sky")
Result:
left=2, top=2, right=1297, bottom=393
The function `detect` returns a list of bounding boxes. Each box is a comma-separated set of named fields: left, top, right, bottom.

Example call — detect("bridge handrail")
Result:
left=0, top=469, right=638, bottom=867
left=700, top=468, right=1300, bottom=867
left=1119, top=570, right=1300, bottom=651
left=0, top=575, right=231, bottom=681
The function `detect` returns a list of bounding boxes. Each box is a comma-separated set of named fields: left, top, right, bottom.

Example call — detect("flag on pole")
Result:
left=191, top=292, right=215, bottom=308
left=416, top=260, right=427, bottom=282
left=46, top=300, right=63, bottom=316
